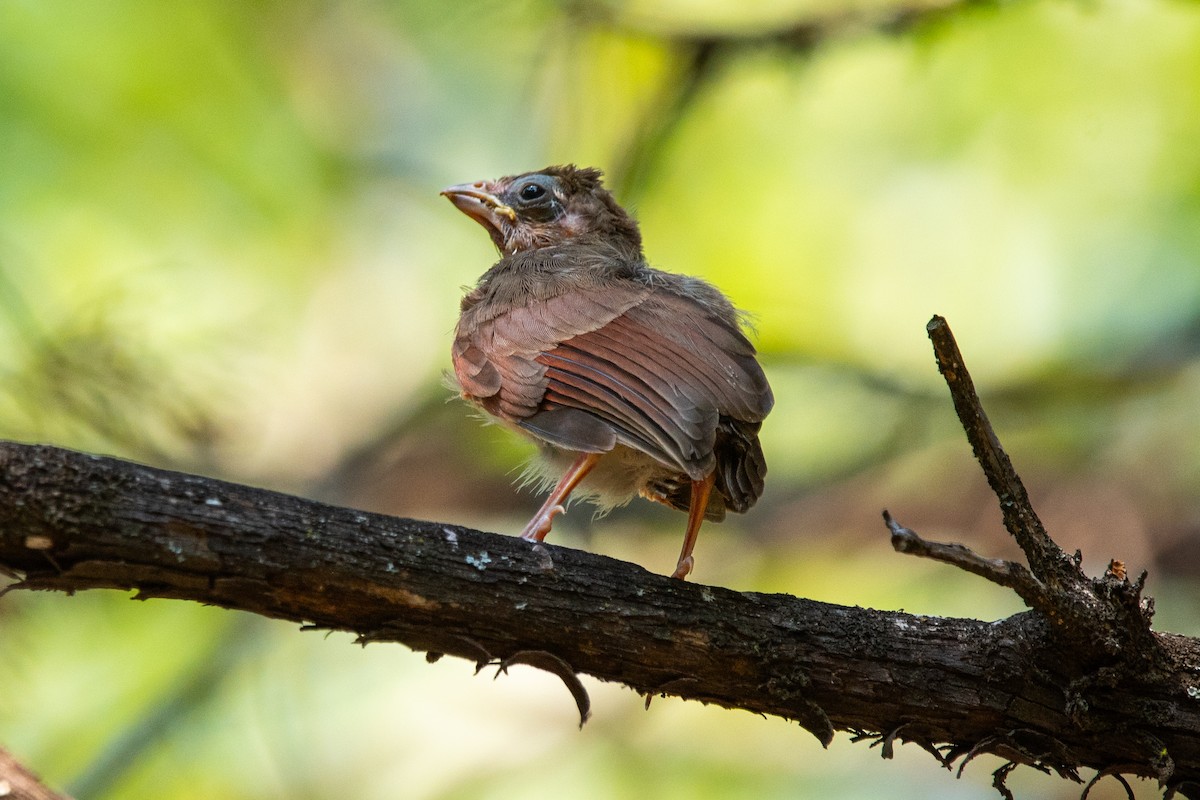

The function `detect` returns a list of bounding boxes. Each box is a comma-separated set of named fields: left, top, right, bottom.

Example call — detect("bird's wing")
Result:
left=453, top=282, right=772, bottom=480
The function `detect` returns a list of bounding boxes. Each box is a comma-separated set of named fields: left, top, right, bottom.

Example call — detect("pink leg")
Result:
left=671, top=471, right=716, bottom=580
left=519, top=452, right=601, bottom=542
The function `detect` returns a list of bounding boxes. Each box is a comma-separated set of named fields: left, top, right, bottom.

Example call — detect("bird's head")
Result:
left=441, top=165, right=642, bottom=256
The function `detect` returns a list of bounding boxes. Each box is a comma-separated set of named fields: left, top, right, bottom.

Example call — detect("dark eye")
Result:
left=519, top=182, right=546, bottom=202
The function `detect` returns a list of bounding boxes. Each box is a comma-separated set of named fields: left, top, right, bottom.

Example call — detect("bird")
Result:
left=441, top=165, right=773, bottom=580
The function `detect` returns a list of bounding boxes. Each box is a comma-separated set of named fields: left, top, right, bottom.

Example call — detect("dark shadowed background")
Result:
left=3, top=1, right=1200, bottom=797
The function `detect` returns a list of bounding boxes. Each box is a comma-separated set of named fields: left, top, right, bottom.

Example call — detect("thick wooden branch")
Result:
left=2, top=440, right=1200, bottom=795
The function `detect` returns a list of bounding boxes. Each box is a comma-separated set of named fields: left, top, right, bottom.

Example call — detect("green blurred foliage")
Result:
left=3, top=0, right=1200, bottom=797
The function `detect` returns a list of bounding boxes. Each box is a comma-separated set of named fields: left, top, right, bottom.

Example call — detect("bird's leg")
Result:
left=671, top=471, right=716, bottom=580
left=519, top=452, right=601, bottom=542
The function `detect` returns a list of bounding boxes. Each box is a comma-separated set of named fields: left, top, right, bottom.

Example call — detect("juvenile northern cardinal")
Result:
left=442, top=165, right=772, bottom=579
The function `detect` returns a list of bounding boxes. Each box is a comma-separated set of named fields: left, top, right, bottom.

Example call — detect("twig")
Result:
left=883, top=510, right=1052, bottom=609
left=917, top=316, right=1159, bottom=657
left=925, top=315, right=1067, bottom=582
left=0, top=748, right=74, bottom=800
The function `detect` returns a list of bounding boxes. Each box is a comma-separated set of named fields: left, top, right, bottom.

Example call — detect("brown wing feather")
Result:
left=452, top=276, right=773, bottom=509
left=452, top=283, right=650, bottom=417
left=539, top=354, right=694, bottom=469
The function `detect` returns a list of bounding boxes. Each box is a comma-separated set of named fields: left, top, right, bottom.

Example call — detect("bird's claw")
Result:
left=519, top=504, right=565, bottom=542
left=670, top=555, right=694, bottom=580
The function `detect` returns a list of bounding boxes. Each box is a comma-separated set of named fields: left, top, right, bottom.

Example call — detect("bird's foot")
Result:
left=519, top=504, right=565, bottom=542
left=670, top=555, right=694, bottom=581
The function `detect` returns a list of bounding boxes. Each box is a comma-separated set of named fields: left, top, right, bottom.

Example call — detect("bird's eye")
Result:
left=518, top=182, right=546, bottom=202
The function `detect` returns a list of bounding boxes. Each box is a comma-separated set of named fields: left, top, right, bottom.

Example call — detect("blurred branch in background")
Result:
left=569, top=0, right=999, bottom=200
left=62, top=616, right=269, bottom=800
left=0, top=246, right=220, bottom=472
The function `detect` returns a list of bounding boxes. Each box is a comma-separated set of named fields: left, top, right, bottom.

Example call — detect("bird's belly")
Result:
left=533, top=443, right=676, bottom=511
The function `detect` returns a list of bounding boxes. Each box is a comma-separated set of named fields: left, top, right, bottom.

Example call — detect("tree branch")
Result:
left=2, top=440, right=1199, bottom=793
left=922, top=316, right=1160, bottom=659
left=0, top=748, right=74, bottom=800
left=925, top=315, right=1064, bottom=576
left=2, top=316, right=1199, bottom=796
left=884, top=509, right=1048, bottom=602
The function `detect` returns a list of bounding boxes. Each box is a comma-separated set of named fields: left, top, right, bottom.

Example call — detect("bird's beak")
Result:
left=441, top=182, right=517, bottom=241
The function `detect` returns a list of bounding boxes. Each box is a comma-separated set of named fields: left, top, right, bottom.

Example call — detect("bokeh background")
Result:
left=3, top=0, right=1200, bottom=797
